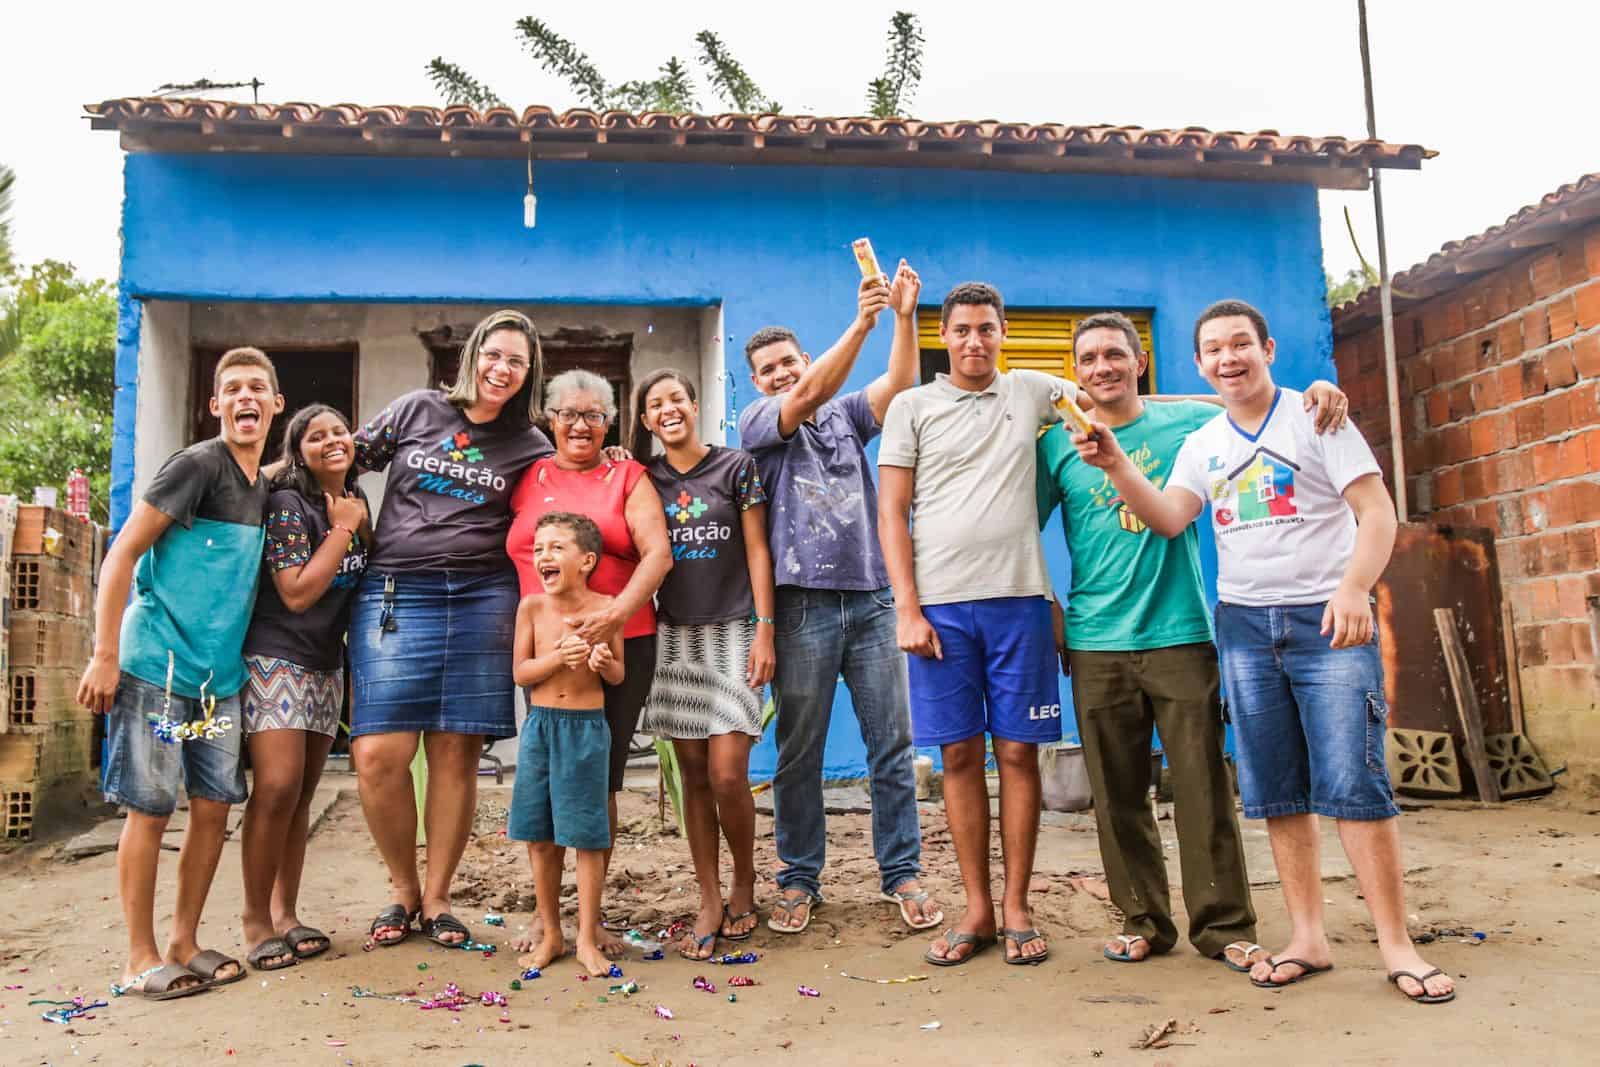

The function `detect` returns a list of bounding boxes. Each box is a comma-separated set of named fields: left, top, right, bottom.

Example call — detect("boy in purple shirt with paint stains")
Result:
left=737, top=260, right=942, bottom=935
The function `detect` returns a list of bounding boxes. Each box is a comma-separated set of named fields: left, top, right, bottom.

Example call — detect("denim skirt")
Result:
left=349, top=568, right=519, bottom=740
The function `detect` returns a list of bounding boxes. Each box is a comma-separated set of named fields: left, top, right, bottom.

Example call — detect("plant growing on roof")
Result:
left=424, top=13, right=924, bottom=117
left=866, top=12, right=924, bottom=119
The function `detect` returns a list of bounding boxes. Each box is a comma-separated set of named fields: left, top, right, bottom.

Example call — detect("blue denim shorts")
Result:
left=907, top=597, right=1062, bottom=747
left=1215, top=601, right=1399, bottom=821
left=349, top=569, right=519, bottom=740
left=102, top=672, right=247, bottom=816
left=507, top=705, right=611, bottom=850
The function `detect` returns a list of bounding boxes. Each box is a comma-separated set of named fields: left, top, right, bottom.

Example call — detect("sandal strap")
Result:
left=424, top=912, right=470, bottom=937
left=1111, top=934, right=1148, bottom=948
left=1002, top=927, right=1043, bottom=945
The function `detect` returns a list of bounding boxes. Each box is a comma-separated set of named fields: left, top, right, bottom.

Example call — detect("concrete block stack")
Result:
left=2, top=502, right=99, bottom=840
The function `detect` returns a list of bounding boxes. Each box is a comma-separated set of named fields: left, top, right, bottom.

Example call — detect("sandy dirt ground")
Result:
left=2, top=771, right=1597, bottom=1066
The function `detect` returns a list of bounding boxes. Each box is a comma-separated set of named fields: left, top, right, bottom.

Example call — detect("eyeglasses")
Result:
left=479, top=350, right=530, bottom=373
left=551, top=408, right=609, bottom=427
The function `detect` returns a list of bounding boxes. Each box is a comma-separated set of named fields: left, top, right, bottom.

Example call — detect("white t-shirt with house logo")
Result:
left=1168, top=387, right=1381, bottom=607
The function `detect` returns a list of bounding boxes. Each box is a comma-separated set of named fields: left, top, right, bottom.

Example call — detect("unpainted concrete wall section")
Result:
left=133, top=301, right=191, bottom=503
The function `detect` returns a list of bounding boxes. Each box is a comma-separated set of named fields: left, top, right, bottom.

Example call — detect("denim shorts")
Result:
left=348, top=569, right=519, bottom=740
left=906, top=597, right=1062, bottom=747
left=102, top=672, right=247, bottom=816
left=1215, top=601, right=1399, bottom=821
left=507, top=705, right=611, bottom=850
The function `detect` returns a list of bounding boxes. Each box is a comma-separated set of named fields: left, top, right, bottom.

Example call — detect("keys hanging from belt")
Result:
left=379, top=575, right=398, bottom=633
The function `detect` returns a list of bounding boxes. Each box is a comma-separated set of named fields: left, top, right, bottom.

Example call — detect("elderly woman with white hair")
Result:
left=505, top=368, right=673, bottom=956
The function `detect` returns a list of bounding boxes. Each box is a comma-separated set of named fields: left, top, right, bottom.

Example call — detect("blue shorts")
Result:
left=507, top=705, right=612, bottom=850
left=102, top=672, right=247, bottom=816
left=1215, top=601, right=1399, bottom=821
left=906, top=597, right=1062, bottom=747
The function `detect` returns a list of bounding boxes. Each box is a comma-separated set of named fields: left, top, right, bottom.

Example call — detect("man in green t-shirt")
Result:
left=1036, top=312, right=1348, bottom=972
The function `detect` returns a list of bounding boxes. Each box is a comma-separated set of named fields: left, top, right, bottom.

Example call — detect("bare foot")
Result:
left=516, top=933, right=566, bottom=971
left=1382, top=945, right=1455, bottom=1002
left=511, top=915, right=546, bottom=954
left=597, top=928, right=627, bottom=960
left=575, top=939, right=610, bottom=977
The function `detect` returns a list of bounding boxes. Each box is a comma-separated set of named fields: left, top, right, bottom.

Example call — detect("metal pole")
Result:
left=1358, top=0, right=1407, bottom=520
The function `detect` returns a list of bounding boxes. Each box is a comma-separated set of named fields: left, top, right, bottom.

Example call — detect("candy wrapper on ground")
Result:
left=797, top=985, right=821, bottom=997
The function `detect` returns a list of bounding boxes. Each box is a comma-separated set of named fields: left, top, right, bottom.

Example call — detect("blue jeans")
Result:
left=102, top=672, right=247, bottom=816
left=771, top=587, right=921, bottom=897
left=1215, top=601, right=1399, bottom=821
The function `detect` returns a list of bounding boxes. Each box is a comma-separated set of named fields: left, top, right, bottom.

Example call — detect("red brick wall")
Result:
left=1334, top=224, right=1600, bottom=787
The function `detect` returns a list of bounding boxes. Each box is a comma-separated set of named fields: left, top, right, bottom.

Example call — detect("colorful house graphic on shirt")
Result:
left=1228, top=447, right=1300, bottom=521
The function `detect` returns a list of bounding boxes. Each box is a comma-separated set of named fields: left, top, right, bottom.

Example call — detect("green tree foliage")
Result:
left=1325, top=266, right=1376, bottom=309
left=0, top=163, right=15, bottom=277
left=0, top=261, right=116, bottom=522
left=866, top=12, right=924, bottom=118
left=426, top=59, right=507, bottom=110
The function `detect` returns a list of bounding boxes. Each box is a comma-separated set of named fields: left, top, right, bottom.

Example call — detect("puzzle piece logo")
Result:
left=670, top=490, right=709, bottom=523
left=439, top=430, right=484, bottom=464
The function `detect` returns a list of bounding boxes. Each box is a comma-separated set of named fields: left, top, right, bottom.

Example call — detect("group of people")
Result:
left=76, top=257, right=1455, bottom=1007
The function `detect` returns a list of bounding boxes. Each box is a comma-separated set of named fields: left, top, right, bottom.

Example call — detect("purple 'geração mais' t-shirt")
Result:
left=354, top=389, right=553, bottom=573
left=738, top=389, right=889, bottom=592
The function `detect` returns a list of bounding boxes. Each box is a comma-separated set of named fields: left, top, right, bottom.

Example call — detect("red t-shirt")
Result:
left=507, top=457, right=657, bottom=639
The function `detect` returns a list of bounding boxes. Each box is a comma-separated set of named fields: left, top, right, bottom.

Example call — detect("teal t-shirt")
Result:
left=1036, top=400, right=1216, bottom=652
left=121, top=439, right=267, bottom=700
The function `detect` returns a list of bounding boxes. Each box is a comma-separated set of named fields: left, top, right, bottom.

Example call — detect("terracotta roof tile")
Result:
left=85, top=97, right=1432, bottom=190
left=1332, top=172, right=1600, bottom=332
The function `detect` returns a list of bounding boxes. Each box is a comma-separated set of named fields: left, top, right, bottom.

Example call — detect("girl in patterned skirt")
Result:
left=238, top=404, right=370, bottom=971
left=633, top=369, right=776, bottom=960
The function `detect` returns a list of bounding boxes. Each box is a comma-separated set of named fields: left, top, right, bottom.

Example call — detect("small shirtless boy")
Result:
left=510, top=512, right=625, bottom=976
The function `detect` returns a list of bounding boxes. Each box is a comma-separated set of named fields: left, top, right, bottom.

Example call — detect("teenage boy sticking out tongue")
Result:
left=79, top=347, right=285, bottom=1000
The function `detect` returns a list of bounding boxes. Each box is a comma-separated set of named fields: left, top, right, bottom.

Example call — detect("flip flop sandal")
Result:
left=766, top=891, right=818, bottom=935
left=1002, top=927, right=1050, bottom=966
left=923, top=929, right=996, bottom=968
left=881, top=887, right=944, bottom=931
left=1217, top=941, right=1267, bottom=973
left=283, top=925, right=331, bottom=960
left=246, top=937, right=299, bottom=972
left=421, top=912, right=472, bottom=948
left=1103, top=934, right=1150, bottom=963
left=1388, top=967, right=1456, bottom=1004
left=111, top=963, right=208, bottom=1001
left=721, top=905, right=758, bottom=942
left=186, top=949, right=246, bottom=987
left=369, top=905, right=417, bottom=947
left=1251, top=957, right=1334, bottom=989
left=677, top=930, right=718, bottom=961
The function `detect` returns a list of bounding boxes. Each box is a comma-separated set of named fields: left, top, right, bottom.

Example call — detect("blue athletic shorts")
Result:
left=507, top=704, right=612, bottom=849
left=906, top=597, right=1062, bottom=747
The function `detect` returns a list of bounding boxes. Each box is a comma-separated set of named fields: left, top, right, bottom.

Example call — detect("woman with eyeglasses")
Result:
left=504, top=369, right=673, bottom=959
left=347, top=309, right=553, bottom=952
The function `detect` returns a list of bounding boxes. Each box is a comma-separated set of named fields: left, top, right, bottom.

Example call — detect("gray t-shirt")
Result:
left=738, top=389, right=889, bottom=592
left=354, top=390, right=553, bottom=572
left=647, top=445, right=768, bottom=625
left=878, top=369, right=1076, bottom=606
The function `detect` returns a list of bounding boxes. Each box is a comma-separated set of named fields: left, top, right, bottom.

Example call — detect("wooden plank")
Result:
left=1502, top=600, right=1525, bottom=736
left=1434, top=608, right=1501, bottom=803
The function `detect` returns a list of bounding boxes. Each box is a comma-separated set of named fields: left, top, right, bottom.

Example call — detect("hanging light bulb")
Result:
left=523, top=144, right=537, bottom=229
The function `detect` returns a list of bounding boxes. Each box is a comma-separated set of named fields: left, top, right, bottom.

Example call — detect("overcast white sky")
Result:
left=2, top=1, right=1592, bottom=286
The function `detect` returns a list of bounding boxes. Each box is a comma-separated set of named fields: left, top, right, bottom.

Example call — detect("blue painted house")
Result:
left=87, top=98, right=1429, bottom=778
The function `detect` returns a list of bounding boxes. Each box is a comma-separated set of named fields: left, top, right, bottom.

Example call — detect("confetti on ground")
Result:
left=797, top=985, right=821, bottom=998
left=728, top=975, right=757, bottom=987
left=654, top=1004, right=675, bottom=1020
left=840, top=972, right=930, bottom=984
